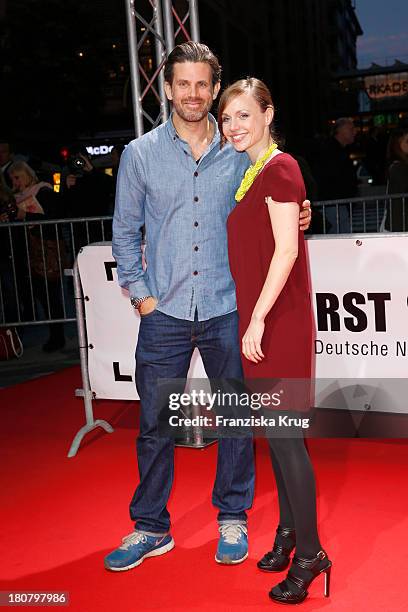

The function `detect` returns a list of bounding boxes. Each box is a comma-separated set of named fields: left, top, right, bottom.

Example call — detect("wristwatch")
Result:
left=130, top=296, right=153, bottom=310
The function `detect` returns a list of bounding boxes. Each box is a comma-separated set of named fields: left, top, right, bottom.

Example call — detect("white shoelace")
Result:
left=219, top=523, right=247, bottom=545
left=119, top=532, right=147, bottom=550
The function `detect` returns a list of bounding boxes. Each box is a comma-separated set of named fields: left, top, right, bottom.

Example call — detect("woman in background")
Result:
left=219, top=78, right=331, bottom=605
left=384, top=127, right=408, bottom=231
left=9, top=161, right=66, bottom=351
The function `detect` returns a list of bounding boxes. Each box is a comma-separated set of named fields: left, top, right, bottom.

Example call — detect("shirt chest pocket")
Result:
left=145, top=167, right=189, bottom=216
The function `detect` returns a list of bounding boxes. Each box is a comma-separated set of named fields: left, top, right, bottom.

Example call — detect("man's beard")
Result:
left=172, top=98, right=212, bottom=122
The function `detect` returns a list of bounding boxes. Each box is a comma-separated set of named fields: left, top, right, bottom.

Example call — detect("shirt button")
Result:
left=194, top=246, right=199, bottom=251
left=194, top=221, right=198, bottom=227
left=193, top=270, right=198, bottom=275
left=194, top=196, right=199, bottom=202
left=194, top=171, right=198, bottom=177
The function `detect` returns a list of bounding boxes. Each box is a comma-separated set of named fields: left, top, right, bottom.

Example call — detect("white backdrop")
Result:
left=78, top=235, right=408, bottom=413
left=308, top=235, right=408, bottom=413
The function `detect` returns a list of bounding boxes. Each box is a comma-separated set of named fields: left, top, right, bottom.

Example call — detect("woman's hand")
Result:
left=16, top=206, right=26, bottom=220
left=242, top=317, right=265, bottom=363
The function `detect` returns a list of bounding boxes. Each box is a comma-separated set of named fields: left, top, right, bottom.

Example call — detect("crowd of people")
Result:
left=302, top=120, right=408, bottom=233
left=0, top=142, right=120, bottom=351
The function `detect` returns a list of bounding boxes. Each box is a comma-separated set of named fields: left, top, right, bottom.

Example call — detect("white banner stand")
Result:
left=69, top=234, right=408, bottom=456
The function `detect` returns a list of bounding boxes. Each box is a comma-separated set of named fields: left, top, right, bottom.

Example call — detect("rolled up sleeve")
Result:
left=112, top=142, right=151, bottom=298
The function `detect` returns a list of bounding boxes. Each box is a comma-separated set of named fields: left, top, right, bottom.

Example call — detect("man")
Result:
left=314, top=117, right=358, bottom=233
left=106, top=42, right=311, bottom=572
left=63, top=146, right=115, bottom=250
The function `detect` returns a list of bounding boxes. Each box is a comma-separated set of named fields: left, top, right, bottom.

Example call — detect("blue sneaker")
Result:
left=215, top=522, right=248, bottom=564
left=104, top=531, right=175, bottom=571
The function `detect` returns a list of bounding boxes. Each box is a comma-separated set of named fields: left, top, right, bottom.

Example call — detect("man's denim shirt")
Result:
left=112, top=114, right=249, bottom=321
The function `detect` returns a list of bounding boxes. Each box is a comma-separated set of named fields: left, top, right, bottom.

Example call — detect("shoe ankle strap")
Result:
left=274, top=526, right=296, bottom=554
left=277, top=526, right=296, bottom=538
left=292, top=550, right=326, bottom=570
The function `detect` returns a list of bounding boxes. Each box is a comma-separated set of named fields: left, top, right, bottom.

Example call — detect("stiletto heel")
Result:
left=257, top=526, right=296, bottom=572
left=269, top=549, right=332, bottom=604
left=323, top=565, right=331, bottom=597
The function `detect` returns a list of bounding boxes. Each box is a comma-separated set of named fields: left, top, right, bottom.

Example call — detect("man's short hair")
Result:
left=164, top=41, right=222, bottom=86
left=332, top=117, right=353, bottom=136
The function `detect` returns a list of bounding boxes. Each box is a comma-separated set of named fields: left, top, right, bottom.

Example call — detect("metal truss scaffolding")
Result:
left=124, top=0, right=200, bottom=137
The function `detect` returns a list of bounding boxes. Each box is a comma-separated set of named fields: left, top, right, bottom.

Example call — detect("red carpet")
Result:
left=1, top=366, right=408, bottom=611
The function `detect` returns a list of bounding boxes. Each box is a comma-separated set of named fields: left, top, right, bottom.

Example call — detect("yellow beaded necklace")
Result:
left=235, top=142, right=278, bottom=202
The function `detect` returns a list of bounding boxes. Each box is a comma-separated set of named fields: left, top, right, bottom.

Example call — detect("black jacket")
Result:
left=314, top=137, right=358, bottom=201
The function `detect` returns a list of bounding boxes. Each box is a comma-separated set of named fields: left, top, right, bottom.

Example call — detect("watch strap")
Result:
left=130, top=296, right=153, bottom=310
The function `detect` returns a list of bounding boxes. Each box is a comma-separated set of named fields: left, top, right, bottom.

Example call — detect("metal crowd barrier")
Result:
left=69, top=258, right=113, bottom=458
left=3, top=196, right=407, bottom=329
left=314, top=192, right=408, bottom=234
left=0, top=216, right=112, bottom=328
left=0, top=216, right=114, bottom=457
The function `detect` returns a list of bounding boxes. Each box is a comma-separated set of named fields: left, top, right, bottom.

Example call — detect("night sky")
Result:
left=356, top=0, right=408, bottom=67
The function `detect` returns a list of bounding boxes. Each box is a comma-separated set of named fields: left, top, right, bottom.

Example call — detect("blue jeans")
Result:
left=130, top=309, right=255, bottom=534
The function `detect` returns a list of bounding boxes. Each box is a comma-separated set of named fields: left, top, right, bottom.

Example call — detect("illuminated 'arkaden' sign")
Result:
left=365, top=73, right=408, bottom=99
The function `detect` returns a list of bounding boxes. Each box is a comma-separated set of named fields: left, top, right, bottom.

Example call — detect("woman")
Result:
left=0, top=172, right=21, bottom=325
left=218, top=78, right=331, bottom=604
left=9, top=161, right=66, bottom=351
left=384, top=127, right=408, bottom=231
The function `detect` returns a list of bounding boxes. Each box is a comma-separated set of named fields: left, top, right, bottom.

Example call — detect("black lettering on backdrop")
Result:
left=367, top=293, right=390, bottom=332
left=396, top=342, right=407, bottom=357
left=113, top=362, right=133, bottom=382
left=315, top=340, right=323, bottom=354
left=105, top=261, right=117, bottom=281
left=343, top=292, right=367, bottom=332
left=316, top=292, right=391, bottom=332
left=316, top=293, right=340, bottom=331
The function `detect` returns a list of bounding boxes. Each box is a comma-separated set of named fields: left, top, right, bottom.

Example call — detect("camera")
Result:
left=0, top=200, right=18, bottom=222
left=68, top=155, right=86, bottom=176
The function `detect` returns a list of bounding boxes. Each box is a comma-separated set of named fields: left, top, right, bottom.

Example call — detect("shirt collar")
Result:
left=166, top=112, right=221, bottom=148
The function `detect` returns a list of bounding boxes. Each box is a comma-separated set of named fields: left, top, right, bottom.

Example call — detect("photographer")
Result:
left=63, top=146, right=114, bottom=251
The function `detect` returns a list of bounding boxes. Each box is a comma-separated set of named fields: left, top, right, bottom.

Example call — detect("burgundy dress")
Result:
left=227, top=153, right=313, bottom=409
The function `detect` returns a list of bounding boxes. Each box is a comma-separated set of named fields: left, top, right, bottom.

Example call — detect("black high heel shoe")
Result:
left=269, top=549, right=332, bottom=604
left=257, top=526, right=296, bottom=572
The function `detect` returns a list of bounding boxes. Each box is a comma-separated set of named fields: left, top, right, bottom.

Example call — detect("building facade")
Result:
left=333, top=60, right=408, bottom=131
left=0, top=0, right=363, bottom=156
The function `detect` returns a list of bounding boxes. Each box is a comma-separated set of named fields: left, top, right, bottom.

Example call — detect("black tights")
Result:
left=268, top=436, right=321, bottom=558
